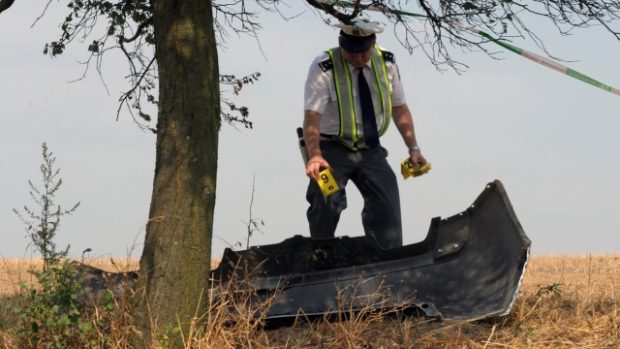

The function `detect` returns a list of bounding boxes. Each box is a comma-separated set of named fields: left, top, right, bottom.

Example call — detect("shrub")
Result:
left=11, top=143, right=114, bottom=348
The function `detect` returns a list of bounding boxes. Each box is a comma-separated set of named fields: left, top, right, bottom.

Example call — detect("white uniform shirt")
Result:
left=304, top=49, right=407, bottom=136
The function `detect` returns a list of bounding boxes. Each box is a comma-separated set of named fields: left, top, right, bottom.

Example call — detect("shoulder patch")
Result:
left=318, top=59, right=333, bottom=72
left=382, top=50, right=395, bottom=63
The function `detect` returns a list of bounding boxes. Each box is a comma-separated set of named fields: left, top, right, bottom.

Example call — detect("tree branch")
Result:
left=306, top=0, right=362, bottom=24
left=305, top=0, right=620, bottom=71
left=119, top=17, right=154, bottom=44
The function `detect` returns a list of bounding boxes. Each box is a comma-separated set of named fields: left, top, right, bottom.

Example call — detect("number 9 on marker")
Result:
left=316, top=169, right=340, bottom=197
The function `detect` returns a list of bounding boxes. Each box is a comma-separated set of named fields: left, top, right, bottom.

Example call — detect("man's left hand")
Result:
left=409, top=148, right=427, bottom=167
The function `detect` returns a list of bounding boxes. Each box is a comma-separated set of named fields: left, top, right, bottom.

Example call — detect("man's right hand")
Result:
left=306, top=156, right=331, bottom=180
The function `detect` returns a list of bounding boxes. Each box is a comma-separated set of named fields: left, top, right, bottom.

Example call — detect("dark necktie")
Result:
left=357, top=68, right=379, bottom=148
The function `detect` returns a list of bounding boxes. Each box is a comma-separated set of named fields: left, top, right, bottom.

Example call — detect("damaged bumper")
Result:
left=212, top=180, right=531, bottom=321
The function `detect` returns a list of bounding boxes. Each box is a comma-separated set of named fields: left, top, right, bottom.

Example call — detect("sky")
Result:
left=1, top=2, right=619, bottom=260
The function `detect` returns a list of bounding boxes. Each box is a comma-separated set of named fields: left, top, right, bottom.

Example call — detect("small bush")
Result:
left=11, top=143, right=117, bottom=348
left=14, top=261, right=110, bottom=348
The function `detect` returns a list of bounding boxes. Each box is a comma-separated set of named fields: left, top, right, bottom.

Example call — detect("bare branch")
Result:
left=119, top=16, right=154, bottom=44
left=31, top=0, right=54, bottom=27
left=306, top=0, right=620, bottom=70
left=306, top=0, right=364, bottom=24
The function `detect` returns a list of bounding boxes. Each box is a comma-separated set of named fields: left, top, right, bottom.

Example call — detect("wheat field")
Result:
left=1, top=255, right=619, bottom=348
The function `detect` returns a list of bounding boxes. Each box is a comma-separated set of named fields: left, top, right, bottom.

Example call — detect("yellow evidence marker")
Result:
left=316, top=168, right=340, bottom=197
left=401, top=159, right=432, bottom=180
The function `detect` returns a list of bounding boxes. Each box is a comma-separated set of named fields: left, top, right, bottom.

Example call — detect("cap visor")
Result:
left=339, top=32, right=375, bottom=53
left=340, top=40, right=373, bottom=53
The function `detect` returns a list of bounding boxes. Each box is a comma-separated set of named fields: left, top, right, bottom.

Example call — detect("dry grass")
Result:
left=1, top=255, right=619, bottom=348
left=0, top=257, right=140, bottom=296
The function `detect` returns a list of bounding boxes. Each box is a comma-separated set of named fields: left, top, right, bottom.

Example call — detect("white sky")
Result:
left=1, top=2, right=619, bottom=259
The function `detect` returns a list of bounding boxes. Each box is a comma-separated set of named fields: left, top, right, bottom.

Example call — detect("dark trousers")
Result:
left=306, top=141, right=403, bottom=249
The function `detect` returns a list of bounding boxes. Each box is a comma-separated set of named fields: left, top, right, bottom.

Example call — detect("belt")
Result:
left=320, top=134, right=380, bottom=150
left=319, top=133, right=338, bottom=141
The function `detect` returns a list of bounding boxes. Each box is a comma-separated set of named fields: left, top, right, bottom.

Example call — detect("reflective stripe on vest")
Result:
left=326, top=45, right=392, bottom=150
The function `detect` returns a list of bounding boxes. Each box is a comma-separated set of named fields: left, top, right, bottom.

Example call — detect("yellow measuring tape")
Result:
left=401, top=159, right=432, bottom=179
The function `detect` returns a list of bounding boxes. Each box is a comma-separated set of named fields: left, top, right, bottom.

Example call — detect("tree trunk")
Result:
left=134, top=0, right=219, bottom=346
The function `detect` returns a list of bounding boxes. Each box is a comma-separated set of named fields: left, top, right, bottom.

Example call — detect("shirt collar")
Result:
left=346, top=60, right=372, bottom=73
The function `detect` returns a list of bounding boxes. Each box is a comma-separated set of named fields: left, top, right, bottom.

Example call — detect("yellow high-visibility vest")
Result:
left=326, top=45, right=392, bottom=150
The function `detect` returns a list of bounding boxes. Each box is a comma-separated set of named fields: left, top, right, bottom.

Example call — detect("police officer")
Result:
left=303, top=19, right=428, bottom=249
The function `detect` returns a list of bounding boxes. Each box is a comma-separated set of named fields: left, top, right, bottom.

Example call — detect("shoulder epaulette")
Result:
left=382, top=50, right=395, bottom=63
left=318, top=58, right=333, bottom=72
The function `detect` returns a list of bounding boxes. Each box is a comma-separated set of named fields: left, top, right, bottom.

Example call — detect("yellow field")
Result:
left=1, top=255, right=619, bottom=348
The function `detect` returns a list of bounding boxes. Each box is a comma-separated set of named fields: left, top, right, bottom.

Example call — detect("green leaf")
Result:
left=463, top=1, right=478, bottom=11
left=88, top=41, right=100, bottom=53
left=79, top=321, right=93, bottom=333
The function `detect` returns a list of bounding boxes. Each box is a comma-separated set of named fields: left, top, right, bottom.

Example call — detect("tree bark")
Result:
left=134, top=0, right=219, bottom=346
